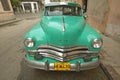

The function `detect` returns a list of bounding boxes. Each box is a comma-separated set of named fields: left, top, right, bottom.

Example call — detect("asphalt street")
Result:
left=0, top=18, right=109, bottom=80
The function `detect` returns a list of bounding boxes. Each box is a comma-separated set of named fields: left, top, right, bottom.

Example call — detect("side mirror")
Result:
left=84, top=13, right=88, bottom=19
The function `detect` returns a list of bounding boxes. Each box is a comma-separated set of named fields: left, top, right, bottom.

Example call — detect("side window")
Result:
left=77, top=7, right=82, bottom=16
left=44, top=7, right=48, bottom=16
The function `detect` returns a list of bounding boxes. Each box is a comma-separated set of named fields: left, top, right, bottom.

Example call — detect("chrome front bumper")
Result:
left=24, top=58, right=100, bottom=71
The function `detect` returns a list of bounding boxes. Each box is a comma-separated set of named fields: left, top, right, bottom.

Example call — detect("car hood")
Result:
left=41, top=16, right=86, bottom=46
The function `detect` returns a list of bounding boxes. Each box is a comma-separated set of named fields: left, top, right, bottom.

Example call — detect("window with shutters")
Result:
left=1, top=0, right=11, bottom=11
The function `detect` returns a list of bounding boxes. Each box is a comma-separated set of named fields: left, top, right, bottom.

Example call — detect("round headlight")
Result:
left=92, top=39, right=103, bottom=48
left=24, top=38, right=34, bottom=47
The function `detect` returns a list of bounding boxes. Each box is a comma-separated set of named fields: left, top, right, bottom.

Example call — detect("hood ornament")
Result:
left=62, top=16, right=66, bottom=32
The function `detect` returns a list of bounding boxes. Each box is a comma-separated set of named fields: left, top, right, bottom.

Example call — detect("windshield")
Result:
left=44, top=6, right=82, bottom=16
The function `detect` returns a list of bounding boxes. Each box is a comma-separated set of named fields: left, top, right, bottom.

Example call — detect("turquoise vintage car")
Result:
left=24, top=2, right=103, bottom=71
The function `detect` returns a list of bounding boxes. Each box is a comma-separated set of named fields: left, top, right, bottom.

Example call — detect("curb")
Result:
left=0, top=19, right=22, bottom=26
left=100, top=63, right=113, bottom=80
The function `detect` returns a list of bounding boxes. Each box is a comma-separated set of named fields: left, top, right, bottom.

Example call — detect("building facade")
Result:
left=20, top=0, right=42, bottom=13
left=0, top=0, right=15, bottom=22
left=21, top=2, right=39, bottom=13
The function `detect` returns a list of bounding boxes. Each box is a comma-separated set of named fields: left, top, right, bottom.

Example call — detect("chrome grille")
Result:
left=27, top=45, right=99, bottom=61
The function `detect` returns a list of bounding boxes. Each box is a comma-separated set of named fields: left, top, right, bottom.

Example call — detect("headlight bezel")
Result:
left=92, top=39, right=103, bottom=48
left=24, top=38, right=35, bottom=48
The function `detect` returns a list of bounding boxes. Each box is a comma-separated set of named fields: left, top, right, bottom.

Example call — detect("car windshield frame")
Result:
left=44, top=5, right=82, bottom=16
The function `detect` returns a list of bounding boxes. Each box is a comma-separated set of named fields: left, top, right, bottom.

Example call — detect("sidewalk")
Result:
left=0, top=19, right=21, bottom=26
left=101, top=35, right=120, bottom=79
left=15, top=12, right=41, bottom=20
left=0, top=13, right=41, bottom=26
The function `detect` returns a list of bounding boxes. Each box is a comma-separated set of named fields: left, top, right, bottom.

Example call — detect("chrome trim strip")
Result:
left=24, top=58, right=100, bottom=71
left=62, top=16, right=66, bottom=32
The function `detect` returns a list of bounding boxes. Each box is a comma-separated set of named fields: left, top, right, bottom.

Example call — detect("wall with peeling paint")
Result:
left=105, top=0, right=120, bottom=42
left=87, top=0, right=109, bottom=33
left=87, top=0, right=120, bottom=43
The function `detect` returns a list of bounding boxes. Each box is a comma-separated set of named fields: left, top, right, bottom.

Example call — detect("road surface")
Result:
left=0, top=18, right=110, bottom=80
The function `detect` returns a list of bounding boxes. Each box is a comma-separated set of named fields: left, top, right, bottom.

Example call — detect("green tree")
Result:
left=10, top=0, right=20, bottom=8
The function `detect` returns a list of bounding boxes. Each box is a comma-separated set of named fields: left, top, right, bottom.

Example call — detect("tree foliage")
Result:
left=10, top=0, right=20, bottom=8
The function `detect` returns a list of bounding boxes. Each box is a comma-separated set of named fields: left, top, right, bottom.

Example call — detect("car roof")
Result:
left=45, top=2, right=81, bottom=7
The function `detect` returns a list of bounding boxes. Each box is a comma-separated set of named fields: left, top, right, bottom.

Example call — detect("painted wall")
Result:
left=87, top=0, right=120, bottom=42
left=105, top=0, right=120, bottom=42
left=87, top=0, right=109, bottom=33
left=0, top=0, right=15, bottom=22
left=0, top=1, right=3, bottom=12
